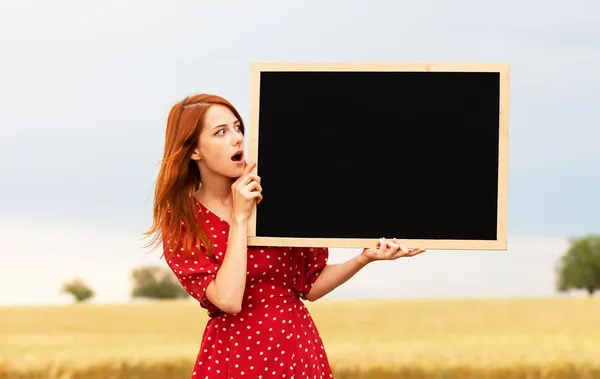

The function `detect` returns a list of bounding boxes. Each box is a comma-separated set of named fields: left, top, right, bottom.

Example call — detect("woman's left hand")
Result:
left=361, top=238, right=426, bottom=263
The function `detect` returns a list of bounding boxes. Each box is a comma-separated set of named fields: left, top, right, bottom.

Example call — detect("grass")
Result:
left=1, top=297, right=599, bottom=378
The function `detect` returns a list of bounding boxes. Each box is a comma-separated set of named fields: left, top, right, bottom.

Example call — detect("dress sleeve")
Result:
left=163, top=229, right=220, bottom=313
left=295, top=247, right=329, bottom=300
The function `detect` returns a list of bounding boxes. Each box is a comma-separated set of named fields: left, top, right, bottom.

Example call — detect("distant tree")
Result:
left=556, top=234, right=600, bottom=297
left=130, top=266, right=190, bottom=300
left=60, top=277, right=95, bottom=303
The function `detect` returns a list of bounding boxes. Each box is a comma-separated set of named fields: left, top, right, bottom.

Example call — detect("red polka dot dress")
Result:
left=164, top=201, right=334, bottom=379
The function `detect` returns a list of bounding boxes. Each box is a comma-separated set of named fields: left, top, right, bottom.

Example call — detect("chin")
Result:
left=227, top=164, right=245, bottom=179
left=205, top=161, right=244, bottom=180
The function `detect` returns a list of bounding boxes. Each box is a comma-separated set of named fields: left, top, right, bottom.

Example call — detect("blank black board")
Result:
left=247, top=63, right=509, bottom=250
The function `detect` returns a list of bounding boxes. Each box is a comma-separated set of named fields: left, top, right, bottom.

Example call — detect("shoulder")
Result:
left=292, top=246, right=329, bottom=261
left=305, top=247, right=329, bottom=255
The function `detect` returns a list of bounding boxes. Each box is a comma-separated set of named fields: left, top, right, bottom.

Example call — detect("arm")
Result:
left=304, top=253, right=371, bottom=302
left=204, top=217, right=248, bottom=314
left=204, top=161, right=262, bottom=314
left=303, top=238, right=427, bottom=302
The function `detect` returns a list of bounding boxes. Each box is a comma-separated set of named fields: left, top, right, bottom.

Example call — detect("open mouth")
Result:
left=231, top=151, right=244, bottom=162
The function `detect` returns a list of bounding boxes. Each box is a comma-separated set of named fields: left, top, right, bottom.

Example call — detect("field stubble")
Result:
left=1, top=297, right=599, bottom=378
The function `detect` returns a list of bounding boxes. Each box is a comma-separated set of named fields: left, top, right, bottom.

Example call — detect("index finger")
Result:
left=244, top=161, right=256, bottom=174
left=238, top=161, right=256, bottom=179
left=233, top=161, right=256, bottom=186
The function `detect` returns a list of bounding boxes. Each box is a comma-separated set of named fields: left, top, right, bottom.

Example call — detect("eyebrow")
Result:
left=212, top=120, right=240, bottom=130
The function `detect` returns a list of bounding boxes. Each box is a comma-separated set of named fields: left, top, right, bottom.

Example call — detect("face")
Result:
left=191, top=104, right=245, bottom=178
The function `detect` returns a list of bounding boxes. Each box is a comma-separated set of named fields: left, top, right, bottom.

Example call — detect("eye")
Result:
left=235, top=124, right=243, bottom=133
left=215, top=129, right=225, bottom=136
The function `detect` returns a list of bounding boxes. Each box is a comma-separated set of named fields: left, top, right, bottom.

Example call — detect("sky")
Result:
left=0, top=0, right=599, bottom=305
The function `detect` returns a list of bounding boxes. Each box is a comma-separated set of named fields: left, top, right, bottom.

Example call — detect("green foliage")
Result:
left=556, top=234, right=600, bottom=296
left=60, top=277, right=94, bottom=303
left=130, top=266, right=190, bottom=300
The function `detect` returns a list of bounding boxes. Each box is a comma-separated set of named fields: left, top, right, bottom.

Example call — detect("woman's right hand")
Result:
left=231, top=161, right=263, bottom=222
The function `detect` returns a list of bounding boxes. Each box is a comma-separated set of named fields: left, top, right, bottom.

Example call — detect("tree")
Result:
left=61, top=277, right=95, bottom=303
left=130, top=266, right=190, bottom=300
left=556, top=234, right=600, bottom=297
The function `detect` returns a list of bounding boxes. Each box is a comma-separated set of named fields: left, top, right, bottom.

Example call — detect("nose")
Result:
left=233, top=130, right=244, bottom=145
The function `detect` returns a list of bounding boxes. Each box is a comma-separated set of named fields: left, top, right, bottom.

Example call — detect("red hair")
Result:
left=145, top=94, right=245, bottom=259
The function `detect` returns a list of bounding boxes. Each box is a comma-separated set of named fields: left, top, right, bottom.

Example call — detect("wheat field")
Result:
left=1, top=297, right=599, bottom=378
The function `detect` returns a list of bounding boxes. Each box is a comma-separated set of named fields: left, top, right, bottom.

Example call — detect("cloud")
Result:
left=0, top=218, right=577, bottom=306
left=0, top=0, right=598, bottom=257
left=0, top=218, right=160, bottom=305
left=324, top=235, right=572, bottom=299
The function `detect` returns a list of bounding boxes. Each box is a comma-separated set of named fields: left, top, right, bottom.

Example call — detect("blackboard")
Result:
left=247, top=62, right=509, bottom=250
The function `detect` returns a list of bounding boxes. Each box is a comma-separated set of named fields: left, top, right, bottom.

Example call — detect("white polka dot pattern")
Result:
left=164, top=201, right=333, bottom=378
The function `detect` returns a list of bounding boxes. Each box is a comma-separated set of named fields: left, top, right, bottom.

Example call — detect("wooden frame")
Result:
left=247, top=62, right=509, bottom=250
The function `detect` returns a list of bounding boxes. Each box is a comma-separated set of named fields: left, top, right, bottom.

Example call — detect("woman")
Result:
left=146, top=94, right=426, bottom=378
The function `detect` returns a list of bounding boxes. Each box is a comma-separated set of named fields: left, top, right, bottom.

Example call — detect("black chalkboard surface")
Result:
left=247, top=63, right=509, bottom=250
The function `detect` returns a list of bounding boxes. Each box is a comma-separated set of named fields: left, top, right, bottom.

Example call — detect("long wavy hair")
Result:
left=145, top=94, right=245, bottom=259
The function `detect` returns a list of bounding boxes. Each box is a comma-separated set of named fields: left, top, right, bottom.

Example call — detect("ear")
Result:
left=190, top=146, right=202, bottom=161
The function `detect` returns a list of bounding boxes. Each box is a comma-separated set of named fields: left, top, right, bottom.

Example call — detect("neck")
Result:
left=195, top=167, right=234, bottom=206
